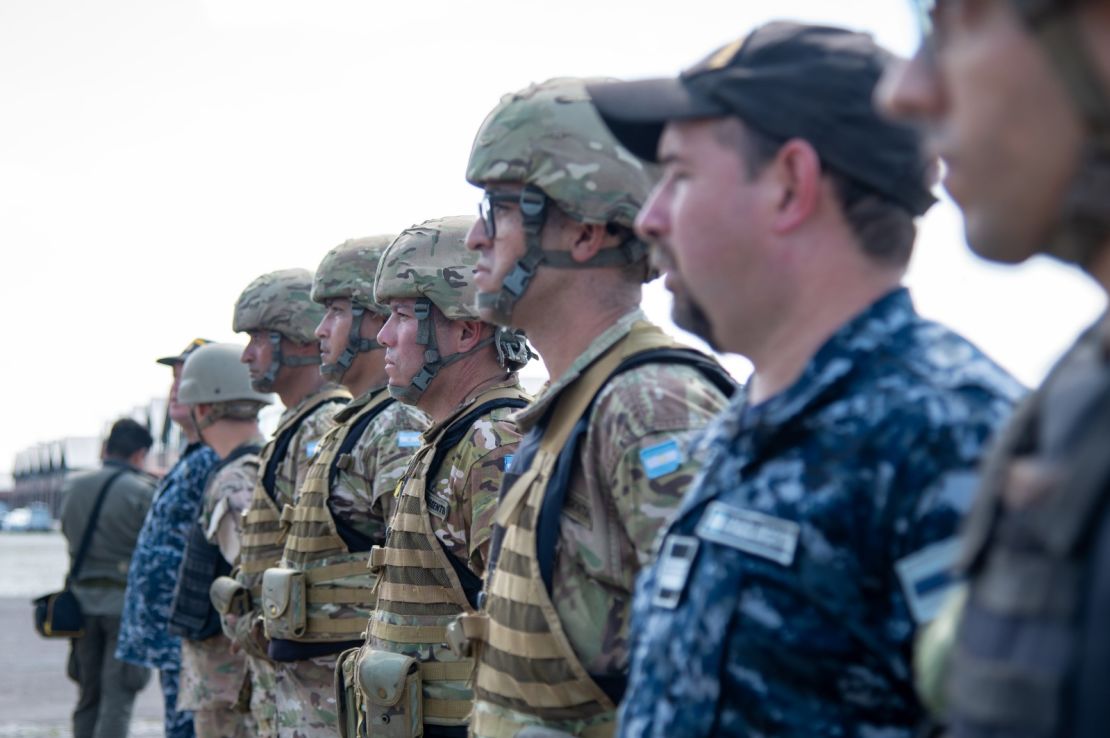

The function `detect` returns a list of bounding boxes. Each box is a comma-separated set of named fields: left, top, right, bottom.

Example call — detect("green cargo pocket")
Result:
left=356, top=649, right=423, bottom=738
left=260, top=567, right=306, bottom=639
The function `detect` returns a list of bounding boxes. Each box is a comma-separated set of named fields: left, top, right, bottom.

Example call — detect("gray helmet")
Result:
left=373, top=216, right=531, bottom=404
left=465, top=77, right=656, bottom=325
left=233, top=268, right=324, bottom=391
left=312, top=235, right=395, bottom=381
left=178, top=343, right=272, bottom=427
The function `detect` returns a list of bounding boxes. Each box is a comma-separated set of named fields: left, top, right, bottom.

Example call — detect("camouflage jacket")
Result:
left=420, top=376, right=525, bottom=575
left=516, top=309, right=730, bottom=676
left=617, top=288, right=1024, bottom=738
left=116, top=443, right=219, bottom=669
left=321, top=386, right=428, bottom=543
left=179, top=449, right=260, bottom=709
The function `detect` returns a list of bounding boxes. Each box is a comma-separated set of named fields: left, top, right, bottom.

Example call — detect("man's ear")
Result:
left=767, top=138, right=823, bottom=235
left=451, top=319, right=490, bottom=353
left=568, top=222, right=611, bottom=264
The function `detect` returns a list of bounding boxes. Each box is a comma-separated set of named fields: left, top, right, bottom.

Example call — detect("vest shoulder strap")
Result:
left=262, top=394, right=348, bottom=498
left=427, top=391, right=530, bottom=608
left=328, top=394, right=395, bottom=489
left=212, top=443, right=262, bottom=477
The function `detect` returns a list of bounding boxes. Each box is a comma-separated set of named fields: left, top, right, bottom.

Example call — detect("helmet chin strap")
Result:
left=477, top=187, right=650, bottom=326
left=253, top=330, right=323, bottom=392
left=321, top=305, right=383, bottom=382
left=388, top=298, right=495, bottom=404
left=1018, top=0, right=1110, bottom=266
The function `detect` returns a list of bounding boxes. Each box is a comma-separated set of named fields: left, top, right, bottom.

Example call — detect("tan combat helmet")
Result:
left=465, top=77, right=657, bottom=325
left=233, top=268, right=325, bottom=392
left=311, top=235, right=396, bottom=381
left=373, top=215, right=531, bottom=403
left=178, top=343, right=272, bottom=429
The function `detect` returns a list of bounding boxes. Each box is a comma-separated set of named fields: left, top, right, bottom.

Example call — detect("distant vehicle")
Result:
left=2, top=503, right=54, bottom=532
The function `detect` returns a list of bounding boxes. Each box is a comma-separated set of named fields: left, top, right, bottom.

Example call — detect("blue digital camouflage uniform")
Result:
left=617, top=288, right=1024, bottom=738
left=116, top=442, right=220, bottom=738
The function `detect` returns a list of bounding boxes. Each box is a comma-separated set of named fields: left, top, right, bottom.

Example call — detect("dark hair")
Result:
left=717, top=119, right=918, bottom=268
left=105, top=418, right=154, bottom=459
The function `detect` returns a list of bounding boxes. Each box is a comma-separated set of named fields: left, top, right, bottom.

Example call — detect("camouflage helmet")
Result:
left=374, top=215, right=531, bottom=404
left=465, top=78, right=656, bottom=325
left=311, top=235, right=395, bottom=315
left=465, top=77, right=654, bottom=227
left=373, top=216, right=482, bottom=321
left=233, top=268, right=324, bottom=345
left=233, top=268, right=324, bottom=391
left=178, top=343, right=271, bottom=428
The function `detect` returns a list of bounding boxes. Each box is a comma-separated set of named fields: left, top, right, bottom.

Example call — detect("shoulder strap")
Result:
left=212, top=443, right=262, bottom=476
left=427, top=393, right=530, bottom=609
left=328, top=395, right=395, bottom=490
left=67, top=467, right=129, bottom=585
left=536, top=347, right=735, bottom=593
left=262, top=395, right=347, bottom=499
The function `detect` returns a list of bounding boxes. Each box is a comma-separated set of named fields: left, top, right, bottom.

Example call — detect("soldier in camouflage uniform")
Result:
left=175, top=343, right=271, bottom=738
left=335, top=216, right=531, bottom=738
left=457, top=78, right=733, bottom=738
left=880, top=2, right=1110, bottom=736
left=117, top=338, right=217, bottom=738
left=258, top=237, right=428, bottom=738
left=586, top=22, right=1023, bottom=736
left=217, top=268, right=351, bottom=737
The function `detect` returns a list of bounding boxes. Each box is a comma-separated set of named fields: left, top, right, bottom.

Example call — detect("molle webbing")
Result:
left=476, top=324, right=690, bottom=725
left=239, top=390, right=348, bottom=596
left=274, top=391, right=395, bottom=642
left=368, top=385, right=530, bottom=726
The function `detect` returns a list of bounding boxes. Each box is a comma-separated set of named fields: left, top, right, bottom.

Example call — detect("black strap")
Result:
left=536, top=348, right=735, bottom=593
left=214, top=442, right=263, bottom=474
left=262, top=396, right=348, bottom=500
left=328, top=396, right=396, bottom=552
left=426, top=396, right=530, bottom=609
left=67, top=467, right=129, bottom=586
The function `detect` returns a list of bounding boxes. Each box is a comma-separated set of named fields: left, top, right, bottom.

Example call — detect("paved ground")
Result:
left=0, top=532, right=163, bottom=736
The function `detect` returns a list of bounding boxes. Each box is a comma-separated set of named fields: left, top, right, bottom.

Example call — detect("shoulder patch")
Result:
left=502, top=454, right=514, bottom=471
left=305, top=440, right=320, bottom=458
left=397, top=431, right=422, bottom=448
left=640, top=439, right=683, bottom=479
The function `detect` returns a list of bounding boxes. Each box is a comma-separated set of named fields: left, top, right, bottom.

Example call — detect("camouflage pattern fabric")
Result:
left=247, top=654, right=279, bottom=738
left=311, top=235, right=395, bottom=313
left=116, top=443, right=219, bottom=738
left=272, top=386, right=347, bottom=508
left=234, top=268, right=326, bottom=345
left=179, top=450, right=259, bottom=718
left=465, top=77, right=654, bottom=228
left=323, top=388, right=429, bottom=544
left=617, top=288, right=1024, bottom=737
left=191, top=703, right=254, bottom=738
left=274, top=655, right=342, bottom=738
left=372, top=215, right=482, bottom=321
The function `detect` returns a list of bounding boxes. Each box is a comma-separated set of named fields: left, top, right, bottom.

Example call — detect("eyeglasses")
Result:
left=477, top=187, right=548, bottom=240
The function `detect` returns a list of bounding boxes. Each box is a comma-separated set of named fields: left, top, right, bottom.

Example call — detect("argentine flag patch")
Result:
left=503, top=454, right=514, bottom=471
left=397, top=431, right=421, bottom=448
left=640, top=439, right=683, bottom=479
left=305, top=440, right=320, bottom=458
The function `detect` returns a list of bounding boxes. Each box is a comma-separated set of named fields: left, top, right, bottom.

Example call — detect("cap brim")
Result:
left=155, top=356, right=183, bottom=366
left=587, top=77, right=726, bottom=162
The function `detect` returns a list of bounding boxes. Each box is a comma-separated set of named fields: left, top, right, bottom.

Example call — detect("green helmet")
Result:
left=178, top=343, right=272, bottom=428
left=233, top=268, right=325, bottom=391
left=373, top=216, right=531, bottom=403
left=465, top=78, right=657, bottom=325
left=312, top=235, right=395, bottom=381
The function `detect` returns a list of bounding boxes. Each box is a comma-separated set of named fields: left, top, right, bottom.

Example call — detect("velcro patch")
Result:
left=397, top=431, right=422, bottom=448
left=895, top=537, right=961, bottom=624
left=503, top=454, right=514, bottom=472
left=652, top=534, right=700, bottom=609
left=695, top=501, right=799, bottom=566
left=305, top=440, right=320, bottom=458
left=640, top=439, right=683, bottom=480
left=426, top=492, right=450, bottom=519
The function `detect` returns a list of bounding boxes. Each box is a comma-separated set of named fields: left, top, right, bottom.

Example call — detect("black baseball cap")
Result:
left=156, top=338, right=213, bottom=366
left=587, top=22, right=937, bottom=216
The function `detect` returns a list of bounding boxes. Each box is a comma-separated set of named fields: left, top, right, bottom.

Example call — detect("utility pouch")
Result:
left=335, top=646, right=367, bottom=738
left=260, top=568, right=306, bottom=639
left=209, top=575, right=251, bottom=617
left=356, top=649, right=423, bottom=738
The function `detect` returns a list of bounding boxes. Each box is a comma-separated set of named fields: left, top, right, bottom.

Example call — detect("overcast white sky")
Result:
left=1, top=0, right=1104, bottom=478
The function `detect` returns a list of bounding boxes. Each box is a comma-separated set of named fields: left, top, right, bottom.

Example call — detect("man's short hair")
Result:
left=105, top=418, right=154, bottom=458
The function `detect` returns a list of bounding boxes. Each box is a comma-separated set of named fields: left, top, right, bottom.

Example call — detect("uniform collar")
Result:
left=277, top=382, right=348, bottom=427
left=422, top=374, right=522, bottom=443
left=515, top=308, right=646, bottom=429
left=333, top=384, right=389, bottom=424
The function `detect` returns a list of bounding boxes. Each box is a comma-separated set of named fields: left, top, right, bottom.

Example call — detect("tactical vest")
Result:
left=169, top=443, right=262, bottom=641
left=948, top=324, right=1110, bottom=738
left=238, top=389, right=349, bottom=602
left=463, top=323, right=734, bottom=738
left=360, top=385, right=530, bottom=732
left=263, top=389, right=396, bottom=649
